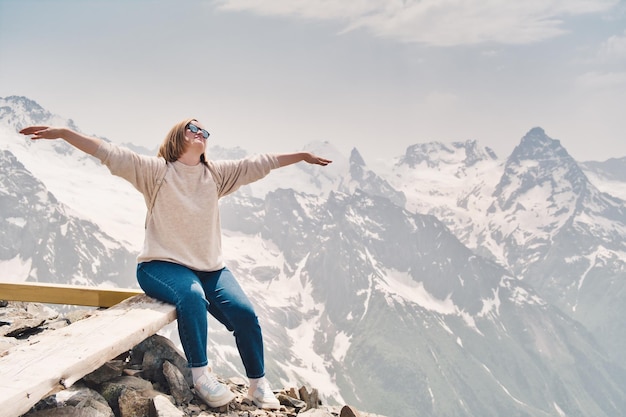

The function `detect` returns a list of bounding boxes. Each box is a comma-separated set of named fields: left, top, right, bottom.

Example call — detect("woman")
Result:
left=19, top=120, right=331, bottom=410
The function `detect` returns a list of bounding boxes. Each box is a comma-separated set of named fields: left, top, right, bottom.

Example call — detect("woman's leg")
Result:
left=136, top=261, right=209, bottom=368
left=136, top=262, right=235, bottom=408
left=200, top=268, right=279, bottom=409
left=199, top=267, right=265, bottom=379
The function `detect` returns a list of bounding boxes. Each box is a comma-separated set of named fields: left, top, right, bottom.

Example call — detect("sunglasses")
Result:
left=186, top=123, right=210, bottom=139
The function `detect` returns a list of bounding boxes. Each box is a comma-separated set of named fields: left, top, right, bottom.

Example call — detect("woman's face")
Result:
left=183, top=121, right=210, bottom=154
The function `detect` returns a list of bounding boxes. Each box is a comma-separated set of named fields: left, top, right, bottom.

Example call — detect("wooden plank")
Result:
left=0, top=294, right=177, bottom=417
left=0, top=282, right=143, bottom=307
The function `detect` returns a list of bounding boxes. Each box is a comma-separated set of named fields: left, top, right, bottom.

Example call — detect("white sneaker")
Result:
left=247, top=377, right=281, bottom=410
left=194, top=372, right=235, bottom=408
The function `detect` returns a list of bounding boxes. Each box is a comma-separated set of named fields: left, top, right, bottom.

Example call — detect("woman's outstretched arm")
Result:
left=276, top=152, right=332, bottom=168
left=19, top=126, right=102, bottom=156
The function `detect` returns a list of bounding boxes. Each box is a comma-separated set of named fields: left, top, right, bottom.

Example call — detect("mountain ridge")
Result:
left=2, top=95, right=626, bottom=417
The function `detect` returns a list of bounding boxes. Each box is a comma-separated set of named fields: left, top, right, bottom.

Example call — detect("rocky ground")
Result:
left=1, top=300, right=385, bottom=417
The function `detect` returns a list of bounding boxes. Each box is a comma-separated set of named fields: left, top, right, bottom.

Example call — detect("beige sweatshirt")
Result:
left=94, top=141, right=280, bottom=271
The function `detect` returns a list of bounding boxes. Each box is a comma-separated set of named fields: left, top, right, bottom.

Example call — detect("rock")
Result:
left=299, top=386, right=320, bottom=409
left=44, top=317, right=72, bottom=331
left=100, top=376, right=153, bottom=415
left=122, top=368, right=144, bottom=378
left=277, top=393, right=307, bottom=412
left=340, top=405, right=361, bottom=417
left=64, top=309, right=94, bottom=324
left=83, top=360, right=126, bottom=385
left=23, top=302, right=59, bottom=321
left=287, top=387, right=299, bottom=400
left=118, top=387, right=152, bottom=417
left=131, top=334, right=192, bottom=386
left=55, top=385, right=113, bottom=416
left=162, top=360, right=194, bottom=405
left=21, top=407, right=108, bottom=416
left=1, top=317, right=45, bottom=338
left=23, top=385, right=114, bottom=417
left=0, top=302, right=62, bottom=340
left=299, top=409, right=335, bottom=417
left=151, top=395, right=186, bottom=417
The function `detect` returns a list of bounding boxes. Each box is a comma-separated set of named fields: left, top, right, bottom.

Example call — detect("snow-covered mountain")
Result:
left=581, top=156, right=626, bottom=200
left=0, top=149, right=137, bottom=288
left=1, top=95, right=626, bottom=417
left=384, top=126, right=626, bottom=372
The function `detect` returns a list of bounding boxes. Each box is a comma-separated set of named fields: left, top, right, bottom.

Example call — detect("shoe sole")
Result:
left=246, top=394, right=280, bottom=410
left=198, top=390, right=235, bottom=408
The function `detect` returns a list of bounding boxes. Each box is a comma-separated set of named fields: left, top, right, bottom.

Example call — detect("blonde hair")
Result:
left=158, top=118, right=207, bottom=165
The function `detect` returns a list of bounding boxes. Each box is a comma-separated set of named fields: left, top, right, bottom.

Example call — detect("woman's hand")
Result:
left=19, top=125, right=101, bottom=155
left=302, top=153, right=332, bottom=166
left=19, top=126, right=66, bottom=140
left=277, top=152, right=333, bottom=168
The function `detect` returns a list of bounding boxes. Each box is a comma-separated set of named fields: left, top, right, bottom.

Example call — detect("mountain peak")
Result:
left=349, top=148, right=365, bottom=166
left=343, top=147, right=406, bottom=207
left=512, top=127, right=568, bottom=161
left=463, top=139, right=498, bottom=165
left=399, top=140, right=496, bottom=169
left=0, top=95, right=63, bottom=131
left=495, top=127, right=590, bottom=213
left=1, top=95, right=43, bottom=110
left=526, top=126, right=546, bottom=136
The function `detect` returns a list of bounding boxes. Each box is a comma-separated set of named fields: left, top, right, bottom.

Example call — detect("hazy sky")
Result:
left=1, top=0, right=625, bottom=163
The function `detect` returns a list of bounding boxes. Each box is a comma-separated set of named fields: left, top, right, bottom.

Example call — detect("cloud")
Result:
left=599, top=29, right=626, bottom=61
left=577, top=71, right=626, bottom=88
left=214, top=0, right=618, bottom=46
left=215, top=1, right=379, bottom=20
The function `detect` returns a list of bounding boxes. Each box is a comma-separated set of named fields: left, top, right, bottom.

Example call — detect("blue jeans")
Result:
left=136, top=261, right=265, bottom=378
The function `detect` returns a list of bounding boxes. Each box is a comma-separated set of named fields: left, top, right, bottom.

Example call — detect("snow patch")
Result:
left=377, top=268, right=456, bottom=315
left=553, top=402, right=567, bottom=417
left=478, top=286, right=501, bottom=318
left=0, top=255, right=32, bottom=282
left=332, top=331, right=351, bottom=362
left=282, top=314, right=345, bottom=404
left=481, top=363, right=529, bottom=407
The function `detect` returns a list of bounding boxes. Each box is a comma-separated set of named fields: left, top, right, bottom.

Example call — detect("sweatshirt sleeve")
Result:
left=208, top=153, right=280, bottom=197
left=93, top=141, right=165, bottom=197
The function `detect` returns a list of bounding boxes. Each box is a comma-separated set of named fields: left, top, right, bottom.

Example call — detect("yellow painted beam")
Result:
left=0, top=282, right=143, bottom=308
